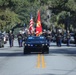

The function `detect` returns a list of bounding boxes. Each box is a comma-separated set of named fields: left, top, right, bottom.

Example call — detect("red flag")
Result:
left=29, top=14, right=34, bottom=34
left=36, top=10, right=42, bottom=36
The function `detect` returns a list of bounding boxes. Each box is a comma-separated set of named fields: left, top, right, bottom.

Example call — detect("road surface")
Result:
left=0, top=39, right=76, bottom=75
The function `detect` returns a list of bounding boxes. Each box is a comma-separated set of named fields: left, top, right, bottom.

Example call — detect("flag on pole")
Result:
left=29, top=14, right=34, bottom=34
left=36, top=10, right=42, bottom=36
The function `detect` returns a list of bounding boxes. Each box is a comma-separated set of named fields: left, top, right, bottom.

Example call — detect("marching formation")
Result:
left=5, top=29, right=76, bottom=48
left=0, top=10, right=76, bottom=48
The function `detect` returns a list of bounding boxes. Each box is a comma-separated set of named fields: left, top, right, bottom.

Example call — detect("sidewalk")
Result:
left=4, top=39, right=18, bottom=48
left=50, top=42, right=76, bottom=47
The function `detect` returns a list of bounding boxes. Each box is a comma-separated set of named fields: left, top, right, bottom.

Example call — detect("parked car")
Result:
left=23, top=36, right=49, bottom=54
left=70, top=36, right=75, bottom=44
left=3, top=33, right=8, bottom=44
left=62, top=33, right=75, bottom=44
left=0, top=33, right=4, bottom=48
left=70, top=33, right=75, bottom=44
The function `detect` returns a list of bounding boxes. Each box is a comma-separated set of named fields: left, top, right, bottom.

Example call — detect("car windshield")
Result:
left=26, top=36, right=46, bottom=42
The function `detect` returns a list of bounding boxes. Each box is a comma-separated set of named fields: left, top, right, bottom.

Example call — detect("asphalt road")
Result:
left=0, top=40, right=76, bottom=75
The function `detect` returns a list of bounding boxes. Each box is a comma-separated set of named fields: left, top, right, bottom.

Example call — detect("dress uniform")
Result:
left=66, top=31, right=70, bottom=46
left=56, top=30, right=62, bottom=47
left=74, top=32, right=76, bottom=46
left=8, top=31, right=14, bottom=47
left=17, top=32, right=23, bottom=47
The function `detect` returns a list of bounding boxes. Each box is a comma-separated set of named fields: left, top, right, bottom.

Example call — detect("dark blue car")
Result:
left=23, top=36, right=49, bottom=54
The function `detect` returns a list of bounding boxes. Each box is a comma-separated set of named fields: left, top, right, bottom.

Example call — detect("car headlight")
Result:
left=42, top=44, right=44, bottom=46
left=42, top=44, right=48, bottom=46
left=46, top=44, right=47, bottom=45
left=25, top=44, right=27, bottom=46
left=28, top=44, right=30, bottom=46
left=25, top=44, right=32, bottom=46
left=31, top=44, right=33, bottom=46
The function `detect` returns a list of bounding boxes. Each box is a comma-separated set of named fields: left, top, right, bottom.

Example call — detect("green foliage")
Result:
left=66, top=0, right=76, bottom=12
left=0, top=8, right=20, bottom=31
left=0, top=0, right=76, bottom=32
left=0, top=0, right=9, bottom=6
left=49, top=0, right=67, bottom=8
left=48, top=0, right=76, bottom=31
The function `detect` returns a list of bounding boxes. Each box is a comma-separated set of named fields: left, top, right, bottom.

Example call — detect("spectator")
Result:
left=74, top=32, right=76, bottom=46
left=66, top=31, right=70, bottom=46
left=56, top=30, right=62, bottom=47
left=17, top=31, right=23, bottom=47
left=8, top=30, right=14, bottom=47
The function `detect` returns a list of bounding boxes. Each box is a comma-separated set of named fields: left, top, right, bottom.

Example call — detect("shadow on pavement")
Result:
left=0, top=52, right=43, bottom=57
left=48, top=47, right=76, bottom=56
left=0, top=48, right=76, bottom=57
left=0, top=45, right=76, bottom=57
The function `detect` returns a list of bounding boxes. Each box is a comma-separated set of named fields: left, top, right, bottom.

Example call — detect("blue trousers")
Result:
left=18, top=39, right=23, bottom=47
left=9, top=39, right=13, bottom=47
left=57, top=39, right=62, bottom=46
left=67, top=39, right=70, bottom=46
